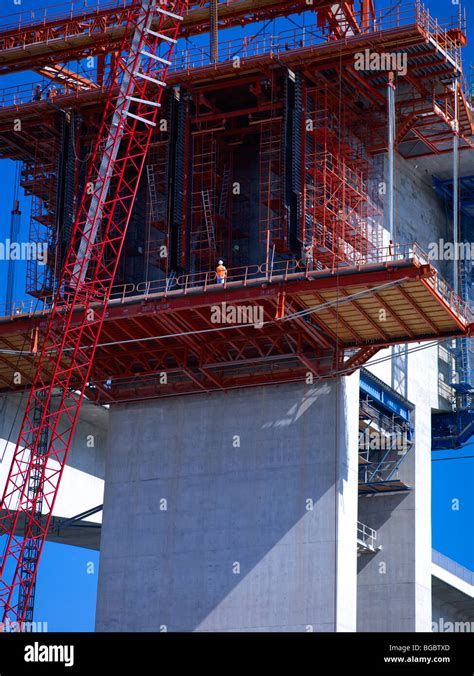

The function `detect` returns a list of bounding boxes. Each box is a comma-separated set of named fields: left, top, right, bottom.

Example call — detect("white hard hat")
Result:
left=218, top=260, right=223, bottom=265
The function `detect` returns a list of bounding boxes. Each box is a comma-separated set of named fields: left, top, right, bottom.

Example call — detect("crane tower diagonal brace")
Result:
left=0, top=0, right=187, bottom=624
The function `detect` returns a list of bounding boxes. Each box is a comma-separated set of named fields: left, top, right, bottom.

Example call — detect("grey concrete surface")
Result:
left=356, top=151, right=450, bottom=632
left=357, top=343, right=435, bottom=632
left=96, top=376, right=360, bottom=632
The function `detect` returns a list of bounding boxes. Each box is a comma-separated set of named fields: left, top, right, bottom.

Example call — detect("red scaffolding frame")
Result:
left=191, top=131, right=219, bottom=271
left=258, top=117, right=286, bottom=252
left=303, top=85, right=384, bottom=270
left=22, top=133, right=60, bottom=298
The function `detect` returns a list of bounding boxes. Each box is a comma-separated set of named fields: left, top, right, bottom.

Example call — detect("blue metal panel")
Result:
left=360, top=369, right=412, bottom=422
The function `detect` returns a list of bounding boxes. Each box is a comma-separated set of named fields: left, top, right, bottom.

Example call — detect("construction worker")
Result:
left=33, top=84, right=42, bottom=101
left=48, top=85, right=58, bottom=99
left=216, top=259, right=227, bottom=285
left=303, top=244, right=313, bottom=269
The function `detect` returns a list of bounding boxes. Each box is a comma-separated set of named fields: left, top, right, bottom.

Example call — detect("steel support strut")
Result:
left=0, top=0, right=186, bottom=624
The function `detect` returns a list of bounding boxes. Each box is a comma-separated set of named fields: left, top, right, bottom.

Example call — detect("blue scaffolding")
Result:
left=359, top=369, right=415, bottom=494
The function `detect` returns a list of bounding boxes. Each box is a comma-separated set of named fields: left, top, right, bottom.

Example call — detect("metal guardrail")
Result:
left=0, top=0, right=192, bottom=32
left=0, top=243, right=469, bottom=323
left=169, top=1, right=462, bottom=71
left=0, top=0, right=462, bottom=45
left=0, top=0, right=125, bottom=31
left=359, top=459, right=403, bottom=485
left=438, top=378, right=455, bottom=404
left=0, top=1, right=464, bottom=109
left=359, top=399, right=412, bottom=444
left=357, top=521, right=377, bottom=552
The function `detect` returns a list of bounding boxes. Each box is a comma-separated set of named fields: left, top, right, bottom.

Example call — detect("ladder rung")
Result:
left=134, top=71, right=167, bottom=87
left=154, top=6, right=183, bottom=21
left=126, top=95, right=162, bottom=108
left=140, top=50, right=171, bottom=66
left=125, top=111, right=156, bottom=127
left=145, top=29, right=177, bottom=43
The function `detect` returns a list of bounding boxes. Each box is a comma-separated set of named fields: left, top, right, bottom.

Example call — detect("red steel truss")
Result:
left=0, top=1, right=370, bottom=74
left=0, top=3, right=470, bottom=162
left=0, top=0, right=186, bottom=624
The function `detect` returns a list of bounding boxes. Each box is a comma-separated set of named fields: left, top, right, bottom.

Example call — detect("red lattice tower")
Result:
left=0, top=0, right=186, bottom=624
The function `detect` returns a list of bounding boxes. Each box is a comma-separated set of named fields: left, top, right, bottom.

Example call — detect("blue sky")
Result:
left=0, top=0, right=473, bottom=630
left=34, top=543, right=99, bottom=631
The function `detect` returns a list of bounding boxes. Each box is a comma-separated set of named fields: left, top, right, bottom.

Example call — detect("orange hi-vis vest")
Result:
left=216, top=264, right=227, bottom=278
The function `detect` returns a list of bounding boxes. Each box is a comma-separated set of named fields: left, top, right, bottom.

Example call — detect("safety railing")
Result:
left=359, top=459, right=404, bottom=486
left=0, top=0, right=133, bottom=32
left=0, top=81, right=107, bottom=109
left=0, top=0, right=216, bottom=32
left=0, top=243, right=471, bottom=325
left=167, top=0, right=462, bottom=72
left=357, top=521, right=377, bottom=552
left=359, top=398, right=413, bottom=443
left=425, top=268, right=474, bottom=324
left=0, top=0, right=460, bottom=40
left=0, top=1, right=464, bottom=111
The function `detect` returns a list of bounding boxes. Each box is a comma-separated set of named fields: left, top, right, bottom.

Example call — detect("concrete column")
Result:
left=357, top=345, right=435, bottom=632
left=96, top=375, right=360, bottom=632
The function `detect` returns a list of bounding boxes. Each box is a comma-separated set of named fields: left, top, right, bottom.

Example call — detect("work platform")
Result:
left=0, top=0, right=471, bottom=303
left=0, top=0, right=471, bottom=164
left=0, top=0, right=322, bottom=74
left=0, top=245, right=471, bottom=402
